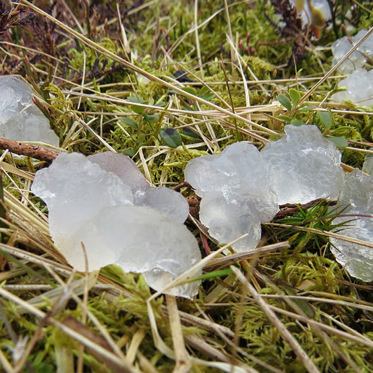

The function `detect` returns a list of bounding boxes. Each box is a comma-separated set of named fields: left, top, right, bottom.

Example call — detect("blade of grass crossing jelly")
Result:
left=0, top=170, right=7, bottom=228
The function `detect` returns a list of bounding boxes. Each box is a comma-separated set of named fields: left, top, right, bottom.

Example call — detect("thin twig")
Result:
left=0, top=137, right=59, bottom=162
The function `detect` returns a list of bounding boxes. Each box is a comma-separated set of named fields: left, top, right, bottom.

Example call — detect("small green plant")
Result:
left=0, top=0, right=372, bottom=371
left=277, top=89, right=349, bottom=147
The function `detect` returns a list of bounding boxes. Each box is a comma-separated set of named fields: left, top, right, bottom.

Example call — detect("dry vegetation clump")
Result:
left=0, top=0, right=373, bottom=372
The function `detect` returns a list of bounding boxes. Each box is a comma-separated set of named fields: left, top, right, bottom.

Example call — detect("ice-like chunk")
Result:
left=0, top=75, right=59, bottom=146
left=89, top=152, right=189, bottom=222
left=186, top=142, right=278, bottom=221
left=32, top=152, right=201, bottom=298
left=261, top=125, right=344, bottom=205
left=337, top=169, right=373, bottom=212
left=363, top=156, right=373, bottom=176
left=140, top=187, right=189, bottom=223
left=332, top=68, right=373, bottom=107
left=199, top=193, right=262, bottom=252
left=330, top=215, right=373, bottom=282
left=89, top=152, right=149, bottom=195
left=330, top=170, right=373, bottom=282
left=332, top=30, right=373, bottom=74
left=185, top=142, right=278, bottom=252
left=53, top=204, right=201, bottom=297
left=32, top=153, right=133, bottom=235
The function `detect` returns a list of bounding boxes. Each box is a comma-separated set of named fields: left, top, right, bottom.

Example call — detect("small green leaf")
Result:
left=202, top=92, right=215, bottom=101
left=160, top=128, right=182, bottom=148
left=328, top=136, right=348, bottom=148
left=279, top=282, right=315, bottom=318
left=277, top=94, right=292, bottom=110
left=198, top=86, right=214, bottom=101
left=317, top=110, right=333, bottom=129
left=182, top=87, right=197, bottom=96
left=191, top=268, right=234, bottom=282
left=128, top=95, right=146, bottom=114
left=123, top=149, right=136, bottom=157
left=143, top=114, right=159, bottom=122
left=182, top=127, right=201, bottom=139
left=137, top=134, right=146, bottom=144
left=0, top=172, right=6, bottom=228
left=120, top=117, right=138, bottom=128
left=127, top=95, right=145, bottom=104
left=298, top=105, right=316, bottom=113
left=131, top=106, right=145, bottom=114
left=198, top=86, right=210, bottom=96
left=182, top=104, right=196, bottom=111
left=289, top=89, right=301, bottom=107
left=291, top=118, right=304, bottom=126
left=278, top=115, right=293, bottom=122
left=155, top=101, right=165, bottom=107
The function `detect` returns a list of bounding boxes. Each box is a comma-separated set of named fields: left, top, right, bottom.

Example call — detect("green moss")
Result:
left=1, top=0, right=373, bottom=371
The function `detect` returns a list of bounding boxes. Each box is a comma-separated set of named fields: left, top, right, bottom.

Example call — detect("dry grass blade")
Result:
left=261, top=294, right=373, bottom=312
left=166, top=295, right=191, bottom=373
left=126, top=330, right=145, bottom=365
left=0, top=348, right=13, bottom=373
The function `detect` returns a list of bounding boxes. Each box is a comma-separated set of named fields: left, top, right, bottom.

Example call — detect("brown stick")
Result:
left=0, top=137, right=59, bottom=162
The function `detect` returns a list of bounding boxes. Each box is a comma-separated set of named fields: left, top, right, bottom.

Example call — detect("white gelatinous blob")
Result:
left=60, top=205, right=201, bottom=297
left=89, top=152, right=189, bottom=222
left=185, top=142, right=278, bottom=252
left=363, top=156, right=373, bottom=176
left=332, top=36, right=365, bottom=74
left=199, top=193, right=262, bottom=252
left=332, top=30, right=373, bottom=74
left=337, top=169, right=373, bottom=212
left=0, top=75, right=59, bottom=146
left=330, top=215, right=373, bottom=282
left=32, top=153, right=134, bottom=234
left=186, top=142, right=278, bottom=221
left=355, top=30, right=373, bottom=56
left=89, top=152, right=149, bottom=195
left=141, top=187, right=189, bottom=223
left=261, top=125, right=344, bottom=205
left=330, top=170, right=373, bottom=282
left=332, top=68, right=373, bottom=107
left=32, top=152, right=201, bottom=298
